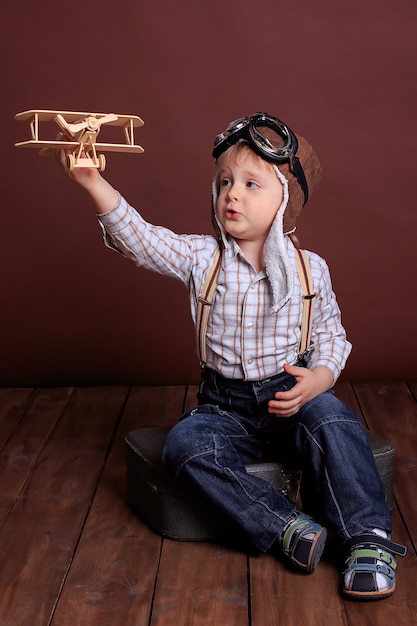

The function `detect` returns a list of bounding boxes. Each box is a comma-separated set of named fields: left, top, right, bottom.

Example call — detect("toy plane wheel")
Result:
left=98, top=154, right=106, bottom=172
left=66, top=153, right=75, bottom=172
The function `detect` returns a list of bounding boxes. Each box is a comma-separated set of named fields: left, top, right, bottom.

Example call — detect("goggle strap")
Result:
left=290, top=156, right=309, bottom=205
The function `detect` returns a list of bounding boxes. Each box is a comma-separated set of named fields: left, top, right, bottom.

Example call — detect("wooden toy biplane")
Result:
left=15, top=109, right=144, bottom=172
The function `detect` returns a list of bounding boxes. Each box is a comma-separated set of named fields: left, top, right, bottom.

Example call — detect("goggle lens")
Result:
left=213, top=117, right=249, bottom=147
left=213, top=113, right=295, bottom=160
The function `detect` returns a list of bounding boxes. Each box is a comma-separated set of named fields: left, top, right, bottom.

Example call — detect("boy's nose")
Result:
left=227, top=183, right=239, bottom=201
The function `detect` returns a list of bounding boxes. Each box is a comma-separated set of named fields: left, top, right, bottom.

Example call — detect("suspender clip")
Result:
left=198, top=296, right=214, bottom=306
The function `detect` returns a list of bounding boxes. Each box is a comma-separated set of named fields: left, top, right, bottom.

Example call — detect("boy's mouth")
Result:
left=225, top=208, right=239, bottom=218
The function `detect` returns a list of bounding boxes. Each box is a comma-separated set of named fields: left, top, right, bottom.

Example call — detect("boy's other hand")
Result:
left=268, top=363, right=334, bottom=417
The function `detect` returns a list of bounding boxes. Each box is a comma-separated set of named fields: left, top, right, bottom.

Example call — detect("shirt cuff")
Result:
left=97, top=194, right=130, bottom=232
left=308, top=356, right=340, bottom=384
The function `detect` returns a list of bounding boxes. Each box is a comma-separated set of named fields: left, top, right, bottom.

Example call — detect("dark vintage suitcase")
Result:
left=125, top=425, right=394, bottom=541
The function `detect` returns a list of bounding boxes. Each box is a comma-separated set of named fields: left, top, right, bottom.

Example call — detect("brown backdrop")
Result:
left=2, top=0, right=416, bottom=386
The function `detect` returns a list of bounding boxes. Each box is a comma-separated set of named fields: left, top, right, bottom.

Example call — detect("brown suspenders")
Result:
left=294, top=248, right=316, bottom=358
left=196, top=248, right=222, bottom=366
left=196, top=247, right=316, bottom=366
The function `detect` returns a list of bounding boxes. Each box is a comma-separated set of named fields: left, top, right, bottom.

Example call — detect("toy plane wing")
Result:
left=15, top=140, right=144, bottom=154
left=15, top=109, right=144, bottom=127
left=15, top=109, right=145, bottom=171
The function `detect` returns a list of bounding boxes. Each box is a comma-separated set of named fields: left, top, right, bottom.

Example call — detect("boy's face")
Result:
left=215, top=148, right=283, bottom=248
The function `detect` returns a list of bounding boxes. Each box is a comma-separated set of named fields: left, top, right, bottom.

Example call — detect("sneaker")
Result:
left=343, top=533, right=407, bottom=600
left=280, top=512, right=327, bottom=573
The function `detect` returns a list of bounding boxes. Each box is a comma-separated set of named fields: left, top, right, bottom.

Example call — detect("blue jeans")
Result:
left=162, top=367, right=391, bottom=553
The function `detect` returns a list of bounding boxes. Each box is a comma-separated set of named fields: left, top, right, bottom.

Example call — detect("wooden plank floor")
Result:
left=0, top=382, right=416, bottom=626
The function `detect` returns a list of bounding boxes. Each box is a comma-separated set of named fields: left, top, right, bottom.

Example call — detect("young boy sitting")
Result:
left=60, top=111, right=405, bottom=600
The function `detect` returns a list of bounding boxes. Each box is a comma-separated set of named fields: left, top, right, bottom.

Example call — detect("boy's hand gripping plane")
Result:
left=15, top=109, right=144, bottom=172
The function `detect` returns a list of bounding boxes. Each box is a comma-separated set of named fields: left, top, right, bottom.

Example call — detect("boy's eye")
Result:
left=246, top=181, right=259, bottom=189
left=221, top=178, right=232, bottom=187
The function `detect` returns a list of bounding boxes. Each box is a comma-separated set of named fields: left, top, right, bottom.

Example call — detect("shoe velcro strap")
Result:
left=347, top=533, right=407, bottom=557
left=346, top=547, right=397, bottom=569
left=281, top=515, right=320, bottom=556
left=346, top=561, right=395, bottom=580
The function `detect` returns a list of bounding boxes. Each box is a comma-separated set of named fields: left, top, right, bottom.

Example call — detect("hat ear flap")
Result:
left=279, top=134, right=322, bottom=233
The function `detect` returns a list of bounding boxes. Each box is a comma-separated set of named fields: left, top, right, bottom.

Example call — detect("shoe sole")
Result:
left=343, top=584, right=395, bottom=601
left=306, top=527, right=327, bottom=573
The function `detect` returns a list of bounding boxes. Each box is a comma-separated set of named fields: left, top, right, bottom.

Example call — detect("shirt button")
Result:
left=247, top=359, right=253, bottom=364
left=247, top=323, right=253, bottom=329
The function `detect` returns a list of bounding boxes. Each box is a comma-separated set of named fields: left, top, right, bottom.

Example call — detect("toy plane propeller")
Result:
left=55, top=112, right=119, bottom=137
left=15, top=109, right=144, bottom=172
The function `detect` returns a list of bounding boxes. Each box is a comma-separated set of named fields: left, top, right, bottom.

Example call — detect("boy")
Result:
left=61, top=112, right=405, bottom=599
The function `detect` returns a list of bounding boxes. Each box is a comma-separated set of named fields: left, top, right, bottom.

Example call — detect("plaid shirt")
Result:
left=98, top=196, right=351, bottom=382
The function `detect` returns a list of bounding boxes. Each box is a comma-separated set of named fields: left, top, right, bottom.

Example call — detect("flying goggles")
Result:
left=212, top=112, right=309, bottom=204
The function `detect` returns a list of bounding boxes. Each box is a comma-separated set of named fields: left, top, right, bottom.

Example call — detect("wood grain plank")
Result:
left=250, top=551, right=345, bottom=626
left=352, top=382, right=417, bottom=545
left=0, top=386, right=128, bottom=626
left=0, top=387, right=36, bottom=449
left=0, top=387, right=73, bottom=525
left=1, top=384, right=413, bottom=626
left=408, top=382, right=417, bottom=400
left=152, top=540, right=248, bottom=626
left=121, top=384, right=187, bottom=429
left=184, top=384, right=199, bottom=412
left=51, top=386, right=187, bottom=626
left=333, top=381, right=366, bottom=425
